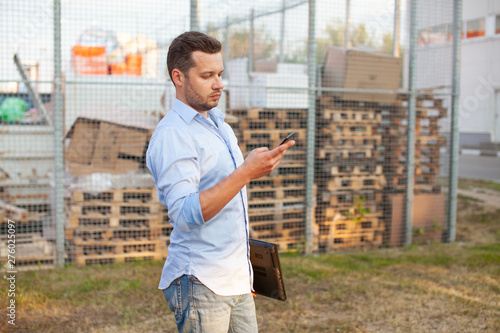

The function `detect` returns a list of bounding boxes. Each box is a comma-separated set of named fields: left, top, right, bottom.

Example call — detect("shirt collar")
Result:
left=172, top=98, right=225, bottom=125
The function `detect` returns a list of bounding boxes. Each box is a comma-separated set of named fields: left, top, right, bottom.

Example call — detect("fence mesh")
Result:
left=0, top=0, right=458, bottom=269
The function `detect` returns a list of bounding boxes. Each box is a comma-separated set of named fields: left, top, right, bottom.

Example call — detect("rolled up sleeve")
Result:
left=147, top=127, right=206, bottom=233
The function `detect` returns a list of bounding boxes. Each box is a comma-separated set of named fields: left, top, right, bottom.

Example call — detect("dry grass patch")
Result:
left=1, top=196, right=499, bottom=332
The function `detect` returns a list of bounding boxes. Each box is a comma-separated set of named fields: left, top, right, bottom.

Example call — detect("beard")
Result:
left=184, top=77, right=220, bottom=112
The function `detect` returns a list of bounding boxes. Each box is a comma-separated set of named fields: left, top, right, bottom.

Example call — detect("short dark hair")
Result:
left=167, top=31, right=222, bottom=82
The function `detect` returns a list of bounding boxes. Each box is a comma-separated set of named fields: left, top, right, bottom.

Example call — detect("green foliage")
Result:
left=315, top=20, right=382, bottom=64
left=457, top=194, right=482, bottom=202
left=343, top=196, right=371, bottom=223
left=219, top=26, right=277, bottom=60
left=413, top=227, right=425, bottom=236
left=458, top=178, right=500, bottom=192
left=380, top=33, right=393, bottom=54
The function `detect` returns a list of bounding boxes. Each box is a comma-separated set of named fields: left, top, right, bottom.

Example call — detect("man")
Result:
left=146, top=31, right=295, bottom=333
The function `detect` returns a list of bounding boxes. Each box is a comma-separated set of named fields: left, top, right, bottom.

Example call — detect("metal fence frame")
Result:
left=2, top=0, right=461, bottom=267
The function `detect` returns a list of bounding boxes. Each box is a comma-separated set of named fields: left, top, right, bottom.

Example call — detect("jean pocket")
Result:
left=189, top=276, right=204, bottom=285
left=163, top=280, right=182, bottom=322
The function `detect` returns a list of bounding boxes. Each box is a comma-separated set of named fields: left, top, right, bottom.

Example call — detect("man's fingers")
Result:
left=252, top=147, right=270, bottom=154
left=270, top=140, right=295, bottom=157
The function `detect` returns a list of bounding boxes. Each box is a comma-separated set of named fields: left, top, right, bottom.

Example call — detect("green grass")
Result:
left=458, top=178, right=500, bottom=192
left=1, top=197, right=499, bottom=332
left=1, top=241, right=499, bottom=332
left=458, top=193, right=483, bottom=202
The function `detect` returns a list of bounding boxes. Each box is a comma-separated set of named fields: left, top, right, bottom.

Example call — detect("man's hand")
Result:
left=239, top=140, right=295, bottom=182
left=198, top=140, right=294, bottom=222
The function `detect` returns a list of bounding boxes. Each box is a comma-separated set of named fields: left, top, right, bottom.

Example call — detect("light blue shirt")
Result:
left=147, top=99, right=252, bottom=296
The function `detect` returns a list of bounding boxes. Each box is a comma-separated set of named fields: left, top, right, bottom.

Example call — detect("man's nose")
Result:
left=214, top=76, right=224, bottom=90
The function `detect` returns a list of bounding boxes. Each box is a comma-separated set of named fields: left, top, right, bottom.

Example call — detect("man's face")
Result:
left=183, top=51, right=224, bottom=112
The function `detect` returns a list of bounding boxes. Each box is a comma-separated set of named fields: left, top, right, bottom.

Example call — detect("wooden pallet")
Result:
left=329, top=164, right=384, bottom=176
left=382, top=135, right=446, bottom=149
left=254, top=236, right=306, bottom=252
left=251, top=226, right=305, bottom=242
left=273, top=163, right=307, bottom=176
left=247, top=184, right=305, bottom=201
left=65, top=226, right=163, bottom=242
left=318, top=148, right=380, bottom=160
left=385, top=183, right=442, bottom=194
left=248, top=175, right=306, bottom=189
left=320, top=232, right=383, bottom=250
left=68, top=239, right=166, bottom=256
left=248, top=203, right=304, bottom=218
left=250, top=211, right=305, bottom=228
left=385, top=144, right=442, bottom=158
left=319, top=109, right=382, bottom=123
left=318, top=190, right=384, bottom=210
left=326, top=174, right=387, bottom=192
left=318, top=96, right=388, bottom=109
left=398, top=95, right=444, bottom=108
left=416, top=107, right=447, bottom=118
left=235, top=118, right=307, bottom=131
left=71, top=188, right=159, bottom=204
left=248, top=196, right=305, bottom=209
left=67, top=214, right=163, bottom=228
left=318, top=214, right=384, bottom=251
left=69, top=202, right=162, bottom=217
left=241, top=129, right=307, bottom=144
left=392, top=115, right=440, bottom=127
left=0, top=233, right=55, bottom=266
left=416, top=135, right=447, bottom=146
left=241, top=141, right=307, bottom=154
left=0, top=202, right=47, bottom=223
left=228, top=108, right=308, bottom=120
left=318, top=132, right=382, bottom=146
left=73, top=251, right=164, bottom=267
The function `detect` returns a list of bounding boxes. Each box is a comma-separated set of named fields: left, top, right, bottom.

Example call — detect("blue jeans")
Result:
left=163, top=275, right=258, bottom=333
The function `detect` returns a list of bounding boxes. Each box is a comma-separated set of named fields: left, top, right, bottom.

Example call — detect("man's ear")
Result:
left=172, top=69, right=184, bottom=87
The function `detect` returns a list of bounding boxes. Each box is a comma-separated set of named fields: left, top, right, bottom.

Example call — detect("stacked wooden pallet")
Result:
left=0, top=233, right=55, bottom=267
left=380, top=95, right=446, bottom=194
left=0, top=200, right=53, bottom=267
left=315, top=97, right=386, bottom=251
left=227, top=107, right=310, bottom=251
left=66, top=187, right=170, bottom=266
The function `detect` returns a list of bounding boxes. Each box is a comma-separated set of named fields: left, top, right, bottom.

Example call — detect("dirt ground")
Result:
left=1, top=183, right=499, bottom=333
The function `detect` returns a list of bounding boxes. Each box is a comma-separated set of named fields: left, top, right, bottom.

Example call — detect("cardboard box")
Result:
left=65, top=118, right=151, bottom=175
left=322, top=47, right=402, bottom=104
left=65, top=108, right=159, bottom=175
left=388, top=193, right=446, bottom=247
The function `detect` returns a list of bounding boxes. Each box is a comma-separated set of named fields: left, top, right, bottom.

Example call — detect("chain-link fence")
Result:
left=0, top=0, right=461, bottom=269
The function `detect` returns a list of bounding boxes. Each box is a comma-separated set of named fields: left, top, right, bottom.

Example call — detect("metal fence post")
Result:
left=305, top=0, right=316, bottom=254
left=249, top=9, right=254, bottom=73
left=224, top=17, right=230, bottom=72
left=344, top=0, right=351, bottom=49
left=53, top=0, right=65, bottom=267
left=279, top=0, right=286, bottom=63
left=393, top=0, right=400, bottom=57
left=404, top=0, right=418, bottom=247
left=190, top=0, right=199, bottom=31
left=447, top=0, right=462, bottom=243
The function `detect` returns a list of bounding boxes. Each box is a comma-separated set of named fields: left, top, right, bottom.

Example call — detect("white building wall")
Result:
left=416, top=0, right=500, bottom=143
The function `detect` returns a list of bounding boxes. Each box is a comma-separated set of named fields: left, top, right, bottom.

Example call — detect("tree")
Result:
left=220, top=27, right=277, bottom=60
left=380, top=33, right=393, bottom=55
left=315, top=20, right=377, bottom=65
left=350, top=24, right=375, bottom=48
left=325, top=18, right=346, bottom=47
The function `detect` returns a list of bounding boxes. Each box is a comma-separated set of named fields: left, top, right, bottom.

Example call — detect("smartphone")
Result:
left=279, top=132, right=296, bottom=146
